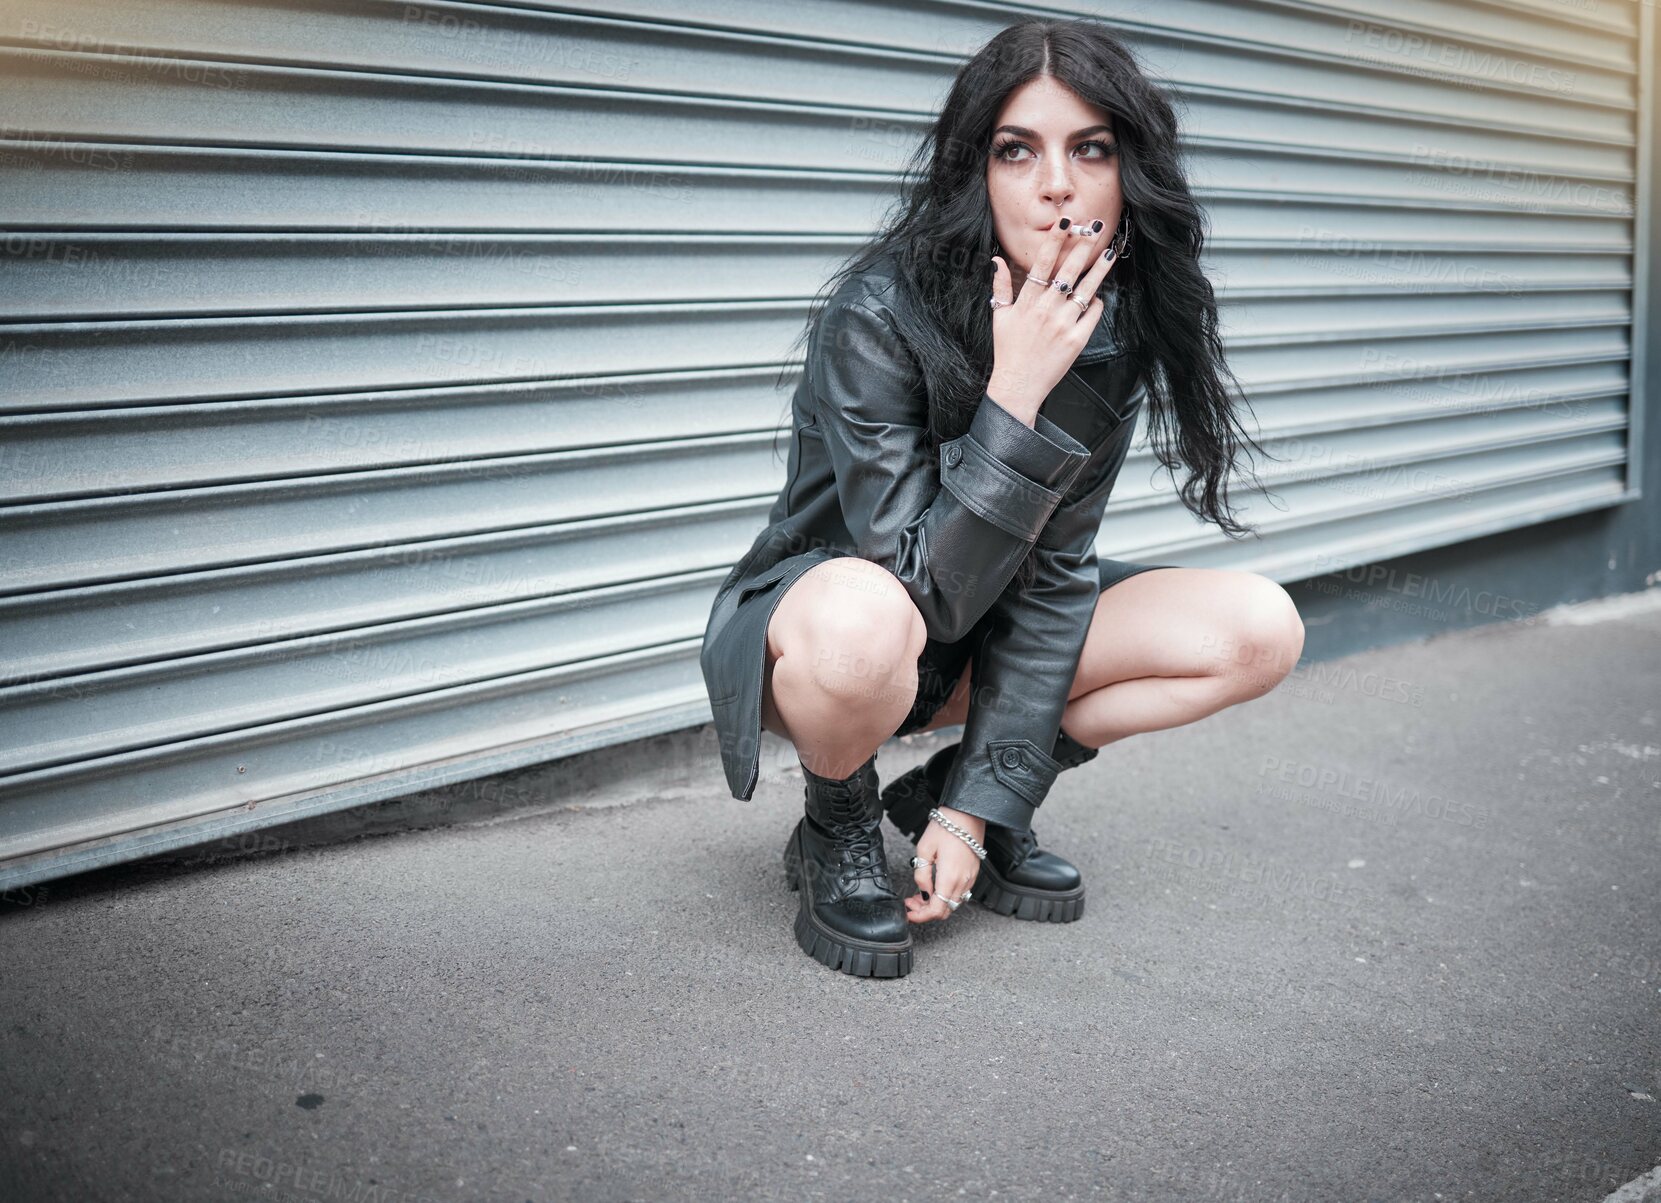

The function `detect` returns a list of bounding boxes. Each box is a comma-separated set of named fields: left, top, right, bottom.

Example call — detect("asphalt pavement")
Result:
left=2, top=590, right=1659, bottom=1203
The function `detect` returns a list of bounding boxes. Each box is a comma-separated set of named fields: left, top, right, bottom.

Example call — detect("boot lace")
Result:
left=824, top=788, right=889, bottom=885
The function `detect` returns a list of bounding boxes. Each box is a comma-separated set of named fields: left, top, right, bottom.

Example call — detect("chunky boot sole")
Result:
left=883, top=764, right=1086, bottom=924
left=973, top=857, right=1086, bottom=923
left=782, top=823, right=913, bottom=978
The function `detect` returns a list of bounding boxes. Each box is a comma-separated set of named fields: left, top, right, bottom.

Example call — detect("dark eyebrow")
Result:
left=993, top=123, right=1113, bottom=140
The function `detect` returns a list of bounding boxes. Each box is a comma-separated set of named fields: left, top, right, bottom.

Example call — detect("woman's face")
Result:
left=985, top=76, right=1121, bottom=286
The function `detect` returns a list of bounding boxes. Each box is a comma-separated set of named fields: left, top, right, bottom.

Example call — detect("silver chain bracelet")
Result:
left=927, top=808, right=987, bottom=860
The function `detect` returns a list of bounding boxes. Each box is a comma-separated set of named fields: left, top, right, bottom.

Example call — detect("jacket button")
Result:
left=1001, top=748, right=1023, bottom=768
left=944, top=445, right=963, bottom=467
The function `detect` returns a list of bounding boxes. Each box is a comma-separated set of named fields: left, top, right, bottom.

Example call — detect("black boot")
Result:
left=880, top=729, right=1098, bottom=924
left=782, top=750, right=912, bottom=978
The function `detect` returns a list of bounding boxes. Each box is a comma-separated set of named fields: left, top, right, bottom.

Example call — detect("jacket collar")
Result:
left=1074, top=281, right=1127, bottom=365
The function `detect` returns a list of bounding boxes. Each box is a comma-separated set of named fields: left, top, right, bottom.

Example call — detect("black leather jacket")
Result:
left=705, top=250, right=1144, bottom=832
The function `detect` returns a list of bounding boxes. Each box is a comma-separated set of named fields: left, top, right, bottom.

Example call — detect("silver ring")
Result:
left=909, top=854, right=934, bottom=871
left=1071, top=295, right=1089, bottom=315
left=961, top=889, right=972, bottom=901
left=943, top=898, right=960, bottom=911
left=988, top=296, right=1011, bottom=309
left=1024, top=274, right=1053, bottom=288
left=1051, top=279, right=1073, bottom=295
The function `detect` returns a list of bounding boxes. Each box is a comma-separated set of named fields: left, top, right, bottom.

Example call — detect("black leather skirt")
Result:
left=701, top=550, right=1175, bottom=801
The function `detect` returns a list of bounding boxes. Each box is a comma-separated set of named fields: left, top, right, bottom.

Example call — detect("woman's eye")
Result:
left=991, top=139, right=1118, bottom=162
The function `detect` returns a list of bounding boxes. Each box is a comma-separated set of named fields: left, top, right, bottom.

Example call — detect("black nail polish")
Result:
left=920, top=891, right=930, bottom=901
left=1057, top=217, right=1070, bottom=230
left=1102, top=247, right=1117, bottom=262
left=1092, top=219, right=1104, bottom=234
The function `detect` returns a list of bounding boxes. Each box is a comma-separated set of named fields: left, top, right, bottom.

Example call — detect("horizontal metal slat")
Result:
left=0, top=294, right=1635, bottom=413
left=1175, top=80, right=1632, bottom=155
left=0, top=0, right=963, bottom=114
left=0, top=34, right=1633, bottom=177
left=1166, top=36, right=1632, bottom=131
left=0, top=369, right=797, bottom=503
left=1191, top=145, right=1635, bottom=216
left=1220, top=323, right=1631, bottom=393
left=0, top=233, right=1636, bottom=323
left=1254, top=362, right=1631, bottom=433
left=1167, top=472, right=1633, bottom=581
left=1098, top=392, right=1628, bottom=511
left=9, top=380, right=1615, bottom=597
left=0, top=637, right=709, bottom=865
left=0, top=301, right=810, bottom=410
left=0, top=141, right=902, bottom=232
left=1297, top=0, right=1637, bottom=58
left=0, top=571, right=719, bottom=775
left=5, top=0, right=1635, bottom=80
left=2, top=0, right=1633, bottom=132
left=0, top=500, right=762, bottom=683
left=1220, top=288, right=1632, bottom=344
left=1256, top=400, right=1629, bottom=487
left=1224, top=248, right=1632, bottom=295
left=0, top=137, right=1635, bottom=233
left=0, top=47, right=953, bottom=169
left=1106, top=431, right=1627, bottom=549
left=0, top=433, right=779, bottom=592
left=466, top=0, right=1643, bottom=62
left=0, top=235, right=860, bottom=321
left=1199, top=195, right=1632, bottom=249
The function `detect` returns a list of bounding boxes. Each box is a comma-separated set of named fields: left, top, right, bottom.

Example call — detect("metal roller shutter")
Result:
left=0, top=0, right=1650, bottom=886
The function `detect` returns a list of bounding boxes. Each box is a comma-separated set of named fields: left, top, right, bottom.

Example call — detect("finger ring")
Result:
left=1071, top=295, right=1089, bottom=315
left=1025, top=274, right=1053, bottom=288
left=909, top=855, right=934, bottom=871
left=960, top=890, right=973, bottom=902
left=1051, top=279, right=1073, bottom=295
left=943, top=898, right=960, bottom=911
left=988, top=296, right=1011, bottom=309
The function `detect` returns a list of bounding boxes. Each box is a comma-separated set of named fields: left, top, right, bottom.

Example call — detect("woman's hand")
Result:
left=987, top=216, right=1122, bottom=419
left=906, top=806, right=988, bottom=924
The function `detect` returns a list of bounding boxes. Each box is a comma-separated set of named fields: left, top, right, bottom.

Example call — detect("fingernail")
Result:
left=1092, top=219, right=1104, bottom=234
left=1102, top=247, right=1117, bottom=262
left=920, top=891, right=930, bottom=901
left=1058, top=217, right=1070, bottom=230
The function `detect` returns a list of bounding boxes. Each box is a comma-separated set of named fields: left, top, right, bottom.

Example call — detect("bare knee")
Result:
left=1218, top=576, right=1305, bottom=699
left=779, top=558, right=924, bottom=712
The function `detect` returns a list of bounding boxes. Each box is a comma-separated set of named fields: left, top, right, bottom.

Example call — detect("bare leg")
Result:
left=912, top=568, right=1305, bottom=746
left=1062, top=567, right=1305, bottom=747
left=759, top=557, right=926, bottom=780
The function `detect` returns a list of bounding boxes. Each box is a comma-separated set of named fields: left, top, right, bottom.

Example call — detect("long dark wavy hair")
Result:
left=777, top=16, right=1276, bottom=598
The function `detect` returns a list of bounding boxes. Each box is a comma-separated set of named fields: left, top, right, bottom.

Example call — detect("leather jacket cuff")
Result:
left=937, top=394, right=1090, bottom=543
left=937, top=735, right=1062, bottom=832
left=969, top=392, right=1090, bottom=489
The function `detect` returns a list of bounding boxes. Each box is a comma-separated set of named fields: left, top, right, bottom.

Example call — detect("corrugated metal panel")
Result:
left=0, top=0, right=1649, bottom=886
